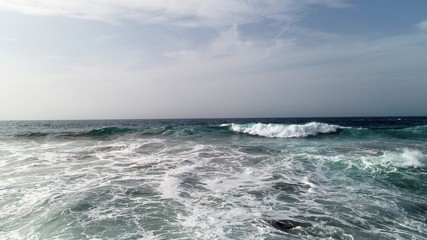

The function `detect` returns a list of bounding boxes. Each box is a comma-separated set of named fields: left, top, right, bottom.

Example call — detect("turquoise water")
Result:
left=0, top=117, right=426, bottom=239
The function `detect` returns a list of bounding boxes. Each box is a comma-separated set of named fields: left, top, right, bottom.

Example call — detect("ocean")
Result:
left=0, top=117, right=426, bottom=239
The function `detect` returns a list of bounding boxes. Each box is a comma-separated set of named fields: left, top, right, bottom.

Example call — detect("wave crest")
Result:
left=222, top=122, right=340, bottom=138
left=83, top=127, right=135, bottom=137
left=383, top=149, right=427, bottom=168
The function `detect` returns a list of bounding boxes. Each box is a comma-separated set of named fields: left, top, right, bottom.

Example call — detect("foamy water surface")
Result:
left=1, top=118, right=426, bottom=239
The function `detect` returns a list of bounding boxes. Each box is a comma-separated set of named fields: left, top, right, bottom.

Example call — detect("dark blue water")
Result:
left=1, top=117, right=426, bottom=239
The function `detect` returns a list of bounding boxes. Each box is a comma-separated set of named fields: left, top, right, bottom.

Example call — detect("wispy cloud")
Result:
left=417, top=20, right=427, bottom=31
left=1, top=0, right=426, bottom=119
left=0, top=0, right=350, bottom=27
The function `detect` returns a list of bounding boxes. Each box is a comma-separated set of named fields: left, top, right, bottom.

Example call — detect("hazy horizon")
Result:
left=1, top=115, right=426, bottom=122
left=1, top=0, right=427, bottom=120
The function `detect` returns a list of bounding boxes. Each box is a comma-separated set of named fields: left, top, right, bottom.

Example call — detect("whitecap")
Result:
left=360, top=148, right=427, bottom=169
left=383, top=149, right=426, bottom=168
left=224, top=122, right=340, bottom=138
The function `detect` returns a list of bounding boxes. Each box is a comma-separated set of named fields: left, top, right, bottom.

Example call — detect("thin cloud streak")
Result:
left=417, top=20, right=427, bottom=31
left=0, top=0, right=350, bottom=27
left=1, top=25, right=425, bottom=119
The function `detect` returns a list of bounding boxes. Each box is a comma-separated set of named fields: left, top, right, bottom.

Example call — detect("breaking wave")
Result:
left=9, top=122, right=427, bottom=140
left=221, top=122, right=340, bottom=138
left=377, top=149, right=427, bottom=168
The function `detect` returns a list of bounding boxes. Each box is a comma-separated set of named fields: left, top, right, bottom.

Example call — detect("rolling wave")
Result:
left=11, top=125, right=200, bottom=139
left=13, top=127, right=137, bottom=139
left=82, top=127, right=136, bottom=137
left=221, top=122, right=340, bottom=138
left=376, top=149, right=427, bottom=168
left=9, top=123, right=427, bottom=140
left=221, top=122, right=427, bottom=139
left=398, top=124, right=427, bottom=134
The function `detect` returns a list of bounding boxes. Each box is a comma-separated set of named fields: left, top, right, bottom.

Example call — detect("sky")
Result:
left=0, top=0, right=427, bottom=120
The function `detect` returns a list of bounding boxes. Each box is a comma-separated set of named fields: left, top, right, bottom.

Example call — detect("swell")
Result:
left=221, top=122, right=427, bottom=139
left=11, top=125, right=214, bottom=139
left=343, top=124, right=427, bottom=139
left=79, top=127, right=136, bottom=137
left=220, top=122, right=341, bottom=138
left=8, top=123, right=427, bottom=140
left=327, top=148, right=427, bottom=192
left=13, top=127, right=137, bottom=139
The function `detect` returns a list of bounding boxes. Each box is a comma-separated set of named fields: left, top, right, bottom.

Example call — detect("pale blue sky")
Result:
left=1, top=0, right=426, bottom=120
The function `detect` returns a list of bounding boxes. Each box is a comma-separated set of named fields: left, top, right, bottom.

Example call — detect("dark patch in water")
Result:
left=265, top=219, right=312, bottom=232
left=399, top=201, right=427, bottom=215
left=124, top=186, right=155, bottom=197
left=70, top=201, right=93, bottom=212
left=377, top=168, right=427, bottom=191
left=179, top=173, right=208, bottom=192
left=273, top=182, right=306, bottom=193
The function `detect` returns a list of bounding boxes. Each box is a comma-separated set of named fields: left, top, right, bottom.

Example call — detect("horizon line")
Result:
left=1, top=115, right=426, bottom=122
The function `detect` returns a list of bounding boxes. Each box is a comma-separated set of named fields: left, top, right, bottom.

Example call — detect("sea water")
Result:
left=0, top=117, right=426, bottom=239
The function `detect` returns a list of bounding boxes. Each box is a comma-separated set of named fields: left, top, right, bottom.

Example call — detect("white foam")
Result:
left=384, top=149, right=426, bottom=168
left=158, top=175, right=182, bottom=199
left=360, top=148, right=427, bottom=170
left=3, top=125, right=426, bottom=239
left=301, top=176, right=316, bottom=193
left=224, top=122, right=340, bottom=138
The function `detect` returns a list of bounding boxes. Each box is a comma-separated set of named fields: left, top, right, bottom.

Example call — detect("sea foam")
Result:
left=360, top=149, right=427, bottom=170
left=384, top=149, right=427, bottom=168
left=222, top=122, right=340, bottom=138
